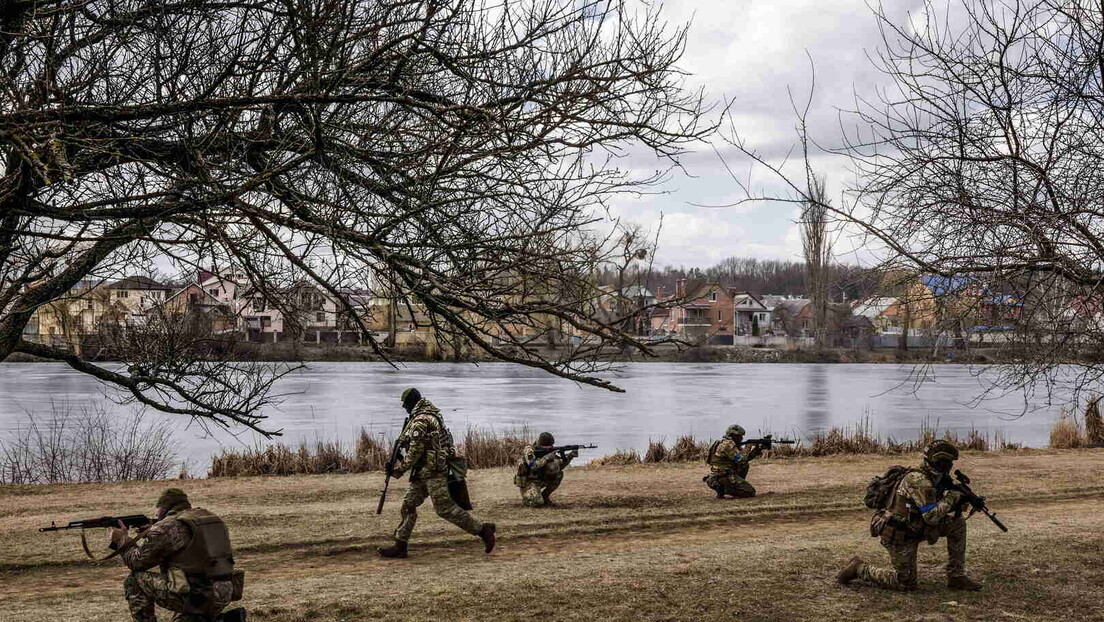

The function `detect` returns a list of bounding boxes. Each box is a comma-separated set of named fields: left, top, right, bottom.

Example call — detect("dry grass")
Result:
left=3, top=450, right=1103, bottom=621
left=595, top=420, right=1020, bottom=465
left=1050, top=412, right=1087, bottom=449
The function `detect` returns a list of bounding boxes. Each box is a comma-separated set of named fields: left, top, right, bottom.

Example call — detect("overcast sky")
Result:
left=606, top=0, right=925, bottom=269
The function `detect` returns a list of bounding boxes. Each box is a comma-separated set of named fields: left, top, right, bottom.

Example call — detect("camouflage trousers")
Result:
left=520, top=472, right=563, bottom=507
left=704, top=472, right=756, bottom=498
left=393, top=473, right=483, bottom=542
left=858, top=517, right=968, bottom=590
left=124, top=571, right=233, bottom=621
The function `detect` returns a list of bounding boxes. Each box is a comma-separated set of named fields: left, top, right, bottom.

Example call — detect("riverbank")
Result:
left=3, top=449, right=1103, bottom=621
left=5, top=342, right=1020, bottom=364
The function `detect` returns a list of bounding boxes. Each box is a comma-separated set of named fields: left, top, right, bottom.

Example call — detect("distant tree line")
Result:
left=598, top=257, right=881, bottom=301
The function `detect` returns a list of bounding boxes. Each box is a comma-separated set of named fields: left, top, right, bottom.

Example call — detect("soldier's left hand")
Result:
left=567, top=449, right=579, bottom=459
left=109, top=520, right=128, bottom=548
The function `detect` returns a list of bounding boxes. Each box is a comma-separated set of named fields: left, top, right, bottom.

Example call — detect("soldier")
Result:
left=703, top=424, right=763, bottom=498
left=836, top=440, right=982, bottom=591
left=515, top=432, right=578, bottom=507
left=378, top=388, right=496, bottom=559
left=109, top=488, right=245, bottom=621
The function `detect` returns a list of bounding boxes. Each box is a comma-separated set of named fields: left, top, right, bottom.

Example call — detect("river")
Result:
left=0, top=362, right=1075, bottom=471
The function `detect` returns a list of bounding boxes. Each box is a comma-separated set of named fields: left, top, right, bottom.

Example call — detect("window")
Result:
left=208, top=288, right=220, bottom=297
left=709, top=292, right=717, bottom=302
left=252, top=298, right=266, bottom=312
left=85, top=300, right=93, bottom=310
left=189, top=293, right=199, bottom=304
left=316, top=312, right=325, bottom=322
left=117, top=290, right=129, bottom=298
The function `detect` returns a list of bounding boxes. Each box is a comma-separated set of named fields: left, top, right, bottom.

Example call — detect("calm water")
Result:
left=0, top=362, right=1073, bottom=469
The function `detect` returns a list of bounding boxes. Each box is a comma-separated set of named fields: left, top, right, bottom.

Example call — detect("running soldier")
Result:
left=378, top=388, right=496, bottom=558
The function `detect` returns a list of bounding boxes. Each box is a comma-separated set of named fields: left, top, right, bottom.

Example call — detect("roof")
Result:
left=107, top=275, right=172, bottom=291
left=852, top=297, right=897, bottom=319
left=621, top=285, right=655, bottom=299
left=774, top=298, right=811, bottom=313
left=164, top=282, right=222, bottom=306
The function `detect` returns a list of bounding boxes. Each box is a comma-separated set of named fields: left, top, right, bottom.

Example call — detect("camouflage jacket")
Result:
left=396, top=399, right=455, bottom=477
left=707, top=438, right=762, bottom=479
left=119, top=509, right=192, bottom=573
left=515, top=444, right=572, bottom=486
left=885, top=465, right=958, bottom=543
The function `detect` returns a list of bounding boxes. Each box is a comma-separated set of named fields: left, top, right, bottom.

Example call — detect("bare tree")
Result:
left=802, top=174, right=832, bottom=348
left=0, top=0, right=712, bottom=434
left=726, top=0, right=1104, bottom=400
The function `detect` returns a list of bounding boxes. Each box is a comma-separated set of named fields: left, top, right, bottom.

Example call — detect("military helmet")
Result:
left=157, top=488, right=190, bottom=511
left=400, top=387, right=422, bottom=412
left=725, top=424, right=746, bottom=439
left=924, top=440, right=960, bottom=463
left=537, top=432, right=555, bottom=447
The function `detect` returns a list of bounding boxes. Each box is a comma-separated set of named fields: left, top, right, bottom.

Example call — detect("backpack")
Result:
left=863, top=466, right=915, bottom=509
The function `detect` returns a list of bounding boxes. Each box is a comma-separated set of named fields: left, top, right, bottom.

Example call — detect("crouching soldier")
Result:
left=703, top=424, right=762, bottom=498
left=836, top=440, right=982, bottom=592
left=515, top=432, right=578, bottom=507
left=110, top=488, right=245, bottom=621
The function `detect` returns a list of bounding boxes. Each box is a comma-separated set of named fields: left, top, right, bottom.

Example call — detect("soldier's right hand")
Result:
left=566, top=449, right=579, bottom=459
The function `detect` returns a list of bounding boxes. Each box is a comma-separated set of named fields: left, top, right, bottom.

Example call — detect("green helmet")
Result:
left=725, top=424, right=746, bottom=440
left=924, top=440, right=959, bottom=464
left=157, top=488, right=190, bottom=511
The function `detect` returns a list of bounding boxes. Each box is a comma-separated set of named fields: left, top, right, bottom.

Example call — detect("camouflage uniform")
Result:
left=392, top=398, right=483, bottom=542
left=120, top=510, right=235, bottom=621
left=705, top=438, right=763, bottom=498
left=515, top=444, right=574, bottom=507
left=857, top=465, right=968, bottom=590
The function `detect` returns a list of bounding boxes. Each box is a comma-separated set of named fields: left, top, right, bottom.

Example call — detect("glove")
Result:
left=566, top=449, right=579, bottom=459
left=942, top=489, right=963, bottom=508
left=390, top=463, right=406, bottom=479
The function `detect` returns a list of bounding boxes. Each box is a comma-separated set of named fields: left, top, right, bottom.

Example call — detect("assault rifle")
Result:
left=738, top=435, right=795, bottom=450
left=40, top=514, right=152, bottom=532
left=936, top=469, right=1009, bottom=532
left=376, top=437, right=405, bottom=515
left=533, top=444, right=598, bottom=459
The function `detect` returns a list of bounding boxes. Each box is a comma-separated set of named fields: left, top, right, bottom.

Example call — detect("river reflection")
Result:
left=0, top=362, right=1073, bottom=468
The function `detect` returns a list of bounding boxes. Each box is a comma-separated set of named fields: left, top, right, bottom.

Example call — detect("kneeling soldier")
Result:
left=703, top=424, right=762, bottom=498
left=515, top=432, right=578, bottom=507
left=110, top=488, right=245, bottom=621
left=837, top=440, right=982, bottom=591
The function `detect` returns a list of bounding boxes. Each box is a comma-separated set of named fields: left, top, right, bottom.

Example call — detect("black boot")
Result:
left=218, top=608, right=247, bottom=622
left=478, top=522, right=496, bottom=554
left=377, top=539, right=409, bottom=559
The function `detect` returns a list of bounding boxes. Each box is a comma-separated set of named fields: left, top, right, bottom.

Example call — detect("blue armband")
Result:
left=919, top=502, right=937, bottom=513
left=732, top=453, right=743, bottom=463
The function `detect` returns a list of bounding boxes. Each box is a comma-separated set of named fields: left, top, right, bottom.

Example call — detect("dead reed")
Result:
left=593, top=419, right=1021, bottom=465
left=209, top=426, right=531, bottom=477
left=1085, top=396, right=1104, bottom=445
left=1049, top=411, right=1087, bottom=449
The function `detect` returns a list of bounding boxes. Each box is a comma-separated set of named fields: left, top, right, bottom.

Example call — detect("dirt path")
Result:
left=2, top=450, right=1103, bottom=621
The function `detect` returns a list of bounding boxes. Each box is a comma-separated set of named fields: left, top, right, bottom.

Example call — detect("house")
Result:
left=852, top=297, right=899, bottom=333
left=731, top=292, right=770, bottom=336
left=772, top=298, right=811, bottom=336
left=104, top=276, right=175, bottom=314
left=668, top=279, right=735, bottom=344
left=162, top=282, right=238, bottom=334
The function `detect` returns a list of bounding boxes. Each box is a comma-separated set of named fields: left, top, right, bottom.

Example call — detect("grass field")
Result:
left=2, top=449, right=1103, bottom=621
